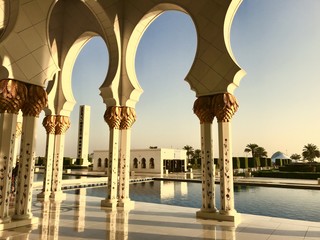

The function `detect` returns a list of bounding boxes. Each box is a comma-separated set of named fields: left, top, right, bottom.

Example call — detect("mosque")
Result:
left=0, top=0, right=244, bottom=233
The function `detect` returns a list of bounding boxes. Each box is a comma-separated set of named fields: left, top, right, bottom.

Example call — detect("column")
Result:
left=101, top=106, right=121, bottom=209
left=12, top=114, right=22, bottom=168
left=118, top=107, right=135, bottom=209
left=50, top=115, right=70, bottom=200
left=0, top=80, right=27, bottom=224
left=214, top=93, right=239, bottom=222
left=193, top=96, right=218, bottom=219
left=14, top=84, right=47, bottom=220
left=37, top=115, right=56, bottom=200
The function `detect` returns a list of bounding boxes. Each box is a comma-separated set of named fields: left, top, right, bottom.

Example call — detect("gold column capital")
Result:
left=104, top=106, right=122, bottom=129
left=22, top=84, right=48, bottom=117
left=212, top=93, right=238, bottom=122
left=0, top=79, right=27, bottom=114
left=193, top=96, right=215, bottom=124
left=42, top=115, right=57, bottom=134
left=120, top=107, right=136, bottom=130
left=55, top=115, right=70, bottom=135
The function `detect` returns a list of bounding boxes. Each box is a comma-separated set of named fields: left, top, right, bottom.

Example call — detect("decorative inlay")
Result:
left=55, top=116, right=70, bottom=135
left=193, top=96, right=215, bottom=124
left=104, top=106, right=122, bottom=129
left=0, top=79, right=27, bottom=114
left=212, top=93, right=238, bottom=122
left=15, top=122, right=22, bottom=137
left=21, top=84, right=47, bottom=117
left=120, top=107, right=136, bottom=130
left=42, top=115, right=57, bottom=134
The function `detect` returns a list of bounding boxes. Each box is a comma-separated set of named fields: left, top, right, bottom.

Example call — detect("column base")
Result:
left=50, top=191, right=66, bottom=201
left=0, top=217, right=38, bottom=231
left=0, top=216, right=11, bottom=224
left=101, top=199, right=118, bottom=210
left=196, top=210, right=241, bottom=224
left=12, top=213, right=33, bottom=221
left=117, top=199, right=135, bottom=210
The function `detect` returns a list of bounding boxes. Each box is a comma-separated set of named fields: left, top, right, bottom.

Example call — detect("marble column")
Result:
left=213, top=93, right=239, bottom=222
left=37, top=115, right=56, bottom=200
left=0, top=80, right=27, bottom=224
left=101, top=106, right=121, bottom=209
left=118, top=107, right=136, bottom=209
left=14, top=84, right=47, bottom=220
left=50, top=115, right=70, bottom=200
left=193, top=96, right=218, bottom=219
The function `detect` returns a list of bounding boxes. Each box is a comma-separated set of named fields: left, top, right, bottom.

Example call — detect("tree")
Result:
left=302, top=144, right=320, bottom=162
left=244, top=143, right=268, bottom=158
left=254, top=147, right=268, bottom=158
left=183, top=145, right=194, bottom=164
left=244, top=143, right=259, bottom=157
left=290, top=153, right=301, bottom=161
left=192, top=149, right=201, bottom=165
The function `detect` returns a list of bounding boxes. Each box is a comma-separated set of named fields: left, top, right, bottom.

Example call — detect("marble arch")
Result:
left=0, top=0, right=244, bottom=230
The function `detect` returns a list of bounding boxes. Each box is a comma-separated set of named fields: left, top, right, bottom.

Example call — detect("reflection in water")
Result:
left=74, top=188, right=86, bottom=232
left=86, top=181, right=320, bottom=222
left=40, top=200, right=62, bottom=240
left=104, top=210, right=129, bottom=240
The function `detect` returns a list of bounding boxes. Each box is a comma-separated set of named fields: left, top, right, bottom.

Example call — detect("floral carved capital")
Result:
left=55, top=115, right=70, bottom=135
left=104, top=106, right=122, bottom=129
left=22, top=84, right=48, bottom=117
left=120, top=107, right=136, bottom=130
left=42, top=115, right=57, bottom=134
left=212, top=93, right=238, bottom=122
left=0, top=79, right=27, bottom=114
left=193, top=96, right=215, bottom=124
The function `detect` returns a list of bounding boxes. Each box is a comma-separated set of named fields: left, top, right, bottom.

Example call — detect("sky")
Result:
left=36, top=0, right=320, bottom=158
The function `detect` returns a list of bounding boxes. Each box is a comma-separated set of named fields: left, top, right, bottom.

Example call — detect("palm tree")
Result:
left=244, top=143, right=259, bottom=157
left=254, top=147, right=268, bottom=158
left=193, top=149, right=201, bottom=166
left=302, top=144, right=320, bottom=162
left=183, top=145, right=194, bottom=164
left=290, top=153, right=301, bottom=161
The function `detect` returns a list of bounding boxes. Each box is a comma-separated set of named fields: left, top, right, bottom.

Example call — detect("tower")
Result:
left=77, top=105, right=91, bottom=166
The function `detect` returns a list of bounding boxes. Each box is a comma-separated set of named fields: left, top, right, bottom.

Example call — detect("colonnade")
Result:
left=37, top=115, right=70, bottom=201
left=194, top=93, right=239, bottom=222
left=0, top=79, right=47, bottom=225
left=101, top=106, right=136, bottom=210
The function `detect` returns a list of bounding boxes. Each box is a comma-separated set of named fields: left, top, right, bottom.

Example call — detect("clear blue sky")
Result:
left=37, top=0, right=320, bottom=158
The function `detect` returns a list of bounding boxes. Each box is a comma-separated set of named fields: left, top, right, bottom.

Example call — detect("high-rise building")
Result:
left=77, top=105, right=91, bottom=166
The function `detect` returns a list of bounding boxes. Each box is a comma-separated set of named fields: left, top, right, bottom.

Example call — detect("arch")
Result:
left=105, top=158, right=108, bottom=168
left=125, top=3, right=191, bottom=107
left=133, top=158, right=138, bottom=169
left=149, top=158, right=155, bottom=169
left=141, top=158, right=146, bottom=169
left=0, top=0, right=20, bottom=42
left=98, top=158, right=102, bottom=167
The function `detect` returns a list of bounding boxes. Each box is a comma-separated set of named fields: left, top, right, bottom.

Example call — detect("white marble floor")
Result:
left=1, top=191, right=320, bottom=240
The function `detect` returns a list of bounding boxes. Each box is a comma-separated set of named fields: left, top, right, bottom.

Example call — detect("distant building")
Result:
left=77, top=105, right=91, bottom=166
left=93, top=148, right=187, bottom=174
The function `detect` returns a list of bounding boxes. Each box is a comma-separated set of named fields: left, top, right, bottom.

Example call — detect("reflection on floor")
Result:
left=1, top=189, right=320, bottom=240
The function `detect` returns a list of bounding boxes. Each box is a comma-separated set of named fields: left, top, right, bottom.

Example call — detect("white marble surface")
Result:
left=1, top=192, right=319, bottom=239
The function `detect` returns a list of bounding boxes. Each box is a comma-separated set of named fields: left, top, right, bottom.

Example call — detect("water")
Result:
left=82, top=181, right=320, bottom=222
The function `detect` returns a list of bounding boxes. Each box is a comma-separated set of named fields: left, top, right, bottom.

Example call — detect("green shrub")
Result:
left=239, top=157, right=248, bottom=169
left=232, top=157, right=240, bottom=169
left=252, top=170, right=320, bottom=179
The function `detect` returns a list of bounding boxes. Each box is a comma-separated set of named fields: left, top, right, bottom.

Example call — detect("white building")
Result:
left=93, top=148, right=187, bottom=175
left=77, top=105, right=91, bottom=166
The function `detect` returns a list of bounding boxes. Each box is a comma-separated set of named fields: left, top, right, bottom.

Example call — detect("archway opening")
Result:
left=231, top=0, right=320, bottom=159
left=133, top=10, right=198, bottom=152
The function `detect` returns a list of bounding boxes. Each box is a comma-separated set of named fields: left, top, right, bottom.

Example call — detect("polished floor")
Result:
left=1, top=189, right=320, bottom=240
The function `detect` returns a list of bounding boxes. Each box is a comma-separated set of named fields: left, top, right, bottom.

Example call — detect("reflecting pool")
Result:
left=79, top=181, right=320, bottom=222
